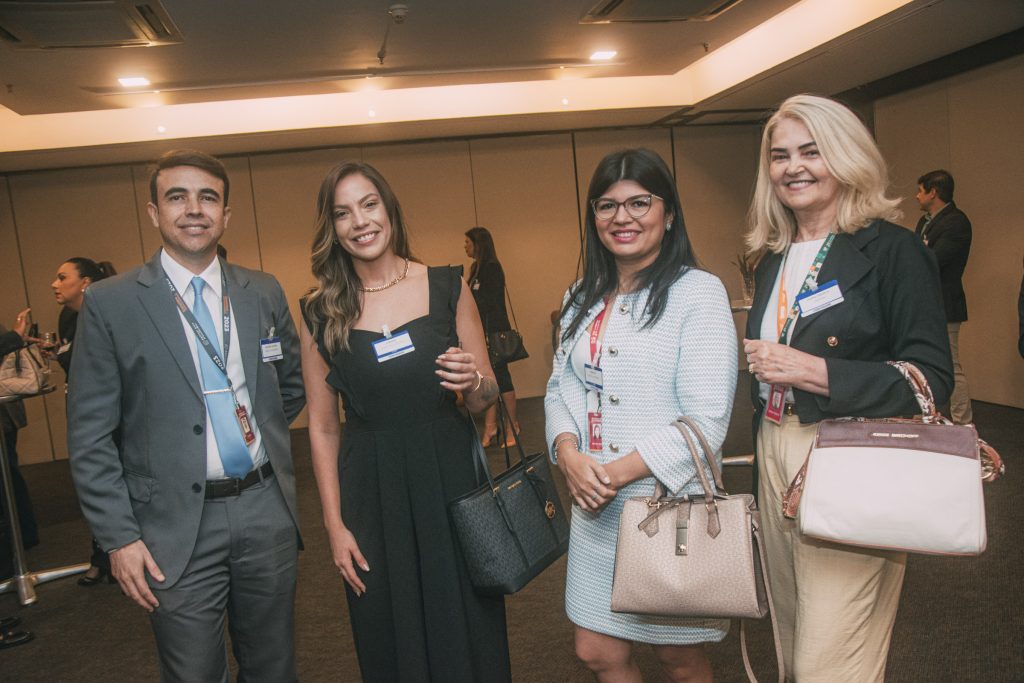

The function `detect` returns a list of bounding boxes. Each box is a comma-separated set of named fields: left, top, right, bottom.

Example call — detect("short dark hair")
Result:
left=149, top=149, right=230, bottom=205
left=918, top=169, right=954, bottom=204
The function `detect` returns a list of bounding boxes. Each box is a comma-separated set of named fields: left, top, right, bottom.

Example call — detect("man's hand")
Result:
left=109, top=539, right=165, bottom=612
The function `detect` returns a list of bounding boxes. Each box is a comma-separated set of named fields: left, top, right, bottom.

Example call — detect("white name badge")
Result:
left=583, top=363, right=604, bottom=392
left=373, top=330, right=415, bottom=363
left=260, top=336, right=283, bottom=362
left=797, top=279, right=844, bottom=317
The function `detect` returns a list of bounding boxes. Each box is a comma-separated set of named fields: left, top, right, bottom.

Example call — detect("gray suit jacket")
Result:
left=67, top=252, right=305, bottom=586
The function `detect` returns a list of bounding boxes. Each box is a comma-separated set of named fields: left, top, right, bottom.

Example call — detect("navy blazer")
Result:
left=747, top=220, right=954, bottom=425
left=915, top=202, right=971, bottom=322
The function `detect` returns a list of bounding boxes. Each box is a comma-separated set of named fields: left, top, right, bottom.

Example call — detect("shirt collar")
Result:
left=160, top=249, right=222, bottom=299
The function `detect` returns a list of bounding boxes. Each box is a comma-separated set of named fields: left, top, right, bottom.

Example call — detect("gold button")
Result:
left=619, top=304, right=629, bottom=314
left=609, top=395, right=619, bottom=404
left=609, top=443, right=619, bottom=452
left=608, top=346, right=618, bottom=356
left=826, top=336, right=839, bottom=347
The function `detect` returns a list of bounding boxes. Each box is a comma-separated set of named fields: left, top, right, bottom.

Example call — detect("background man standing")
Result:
left=915, top=168, right=973, bottom=424
left=68, top=150, right=305, bottom=681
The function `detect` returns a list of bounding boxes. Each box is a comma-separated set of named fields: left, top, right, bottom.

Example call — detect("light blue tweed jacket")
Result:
left=544, top=267, right=738, bottom=643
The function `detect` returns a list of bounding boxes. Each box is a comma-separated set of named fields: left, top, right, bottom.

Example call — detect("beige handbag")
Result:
left=0, top=343, right=51, bottom=397
left=610, top=417, right=783, bottom=683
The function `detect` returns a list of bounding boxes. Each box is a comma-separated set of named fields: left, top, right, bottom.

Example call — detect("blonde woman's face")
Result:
left=768, top=118, right=841, bottom=220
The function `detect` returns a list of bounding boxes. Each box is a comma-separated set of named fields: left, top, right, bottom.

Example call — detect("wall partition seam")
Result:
left=569, top=131, right=584, bottom=283
left=246, top=157, right=265, bottom=272
left=467, top=139, right=479, bottom=227
left=129, top=166, right=147, bottom=263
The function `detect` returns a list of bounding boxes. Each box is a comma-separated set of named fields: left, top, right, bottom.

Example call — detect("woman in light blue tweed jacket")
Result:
left=546, top=148, right=737, bottom=682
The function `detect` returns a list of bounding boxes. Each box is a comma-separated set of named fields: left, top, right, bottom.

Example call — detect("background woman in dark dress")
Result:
left=49, top=257, right=116, bottom=586
left=464, top=226, right=521, bottom=447
left=300, top=161, right=511, bottom=681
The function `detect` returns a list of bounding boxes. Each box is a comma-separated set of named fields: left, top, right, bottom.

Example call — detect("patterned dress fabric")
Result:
left=545, top=268, right=738, bottom=643
left=307, top=266, right=511, bottom=682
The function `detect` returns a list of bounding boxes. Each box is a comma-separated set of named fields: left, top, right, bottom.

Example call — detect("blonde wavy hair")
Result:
left=746, top=94, right=901, bottom=254
left=304, top=161, right=415, bottom=355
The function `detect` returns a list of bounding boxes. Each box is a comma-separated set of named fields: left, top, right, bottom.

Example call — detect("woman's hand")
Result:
left=557, top=445, right=617, bottom=512
left=435, top=346, right=480, bottom=393
left=743, top=338, right=830, bottom=396
left=12, top=308, right=30, bottom=338
left=326, top=524, right=370, bottom=597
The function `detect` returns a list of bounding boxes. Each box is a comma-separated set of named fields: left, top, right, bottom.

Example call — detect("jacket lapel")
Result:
left=748, top=251, right=782, bottom=341
left=225, top=263, right=260, bottom=401
left=136, top=252, right=202, bottom=400
left=789, top=222, right=879, bottom=344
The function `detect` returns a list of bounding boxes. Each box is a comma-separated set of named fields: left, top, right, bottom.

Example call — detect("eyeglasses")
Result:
left=590, top=194, right=663, bottom=220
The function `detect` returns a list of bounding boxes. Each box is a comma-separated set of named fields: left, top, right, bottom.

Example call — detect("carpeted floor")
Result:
left=1, top=383, right=1021, bottom=681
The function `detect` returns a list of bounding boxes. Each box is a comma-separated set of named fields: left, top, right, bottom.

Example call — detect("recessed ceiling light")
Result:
left=368, top=109, right=376, bottom=117
left=589, top=50, right=617, bottom=61
left=118, top=76, right=151, bottom=88
left=156, top=125, right=166, bottom=133
left=561, top=98, right=569, bottom=105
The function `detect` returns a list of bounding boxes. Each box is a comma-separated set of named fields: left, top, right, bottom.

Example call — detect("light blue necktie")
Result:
left=191, top=277, right=253, bottom=478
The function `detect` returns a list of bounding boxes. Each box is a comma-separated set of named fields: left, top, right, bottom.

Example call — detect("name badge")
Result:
left=373, top=330, right=415, bottom=363
left=796, top=279, right=843, bottom=317
left=57, top=341, right=72, bottom=355
left=260, top=336, right=283, bottom=362
left=587, top=411, right=603, bottom=452
left=764, top=383, right=786, bottom=424
left=583, top=363, right=603, bottom=391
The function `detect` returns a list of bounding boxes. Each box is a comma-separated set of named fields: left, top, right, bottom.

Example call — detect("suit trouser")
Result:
left=757, top=415, right=906, bottom=683
left=149, top=475, right=298, bottom=683
left=947, top=322, right=972, bottom=424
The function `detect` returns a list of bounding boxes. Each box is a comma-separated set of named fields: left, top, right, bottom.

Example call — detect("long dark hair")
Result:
left=304, top=161, right=416, bottom=354
left=465, top=226, right=499, bottom=281
left=560, top=148, right=697, bottom=343
left=66, top=257, right=116, bottom=282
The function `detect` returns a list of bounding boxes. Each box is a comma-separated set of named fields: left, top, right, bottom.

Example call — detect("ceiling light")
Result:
left=118, top=76, right=151, bottom=88
left=156, top=125, right=166, bottom=133
left=589, top=50, right=617, bottom=61
left=561, top=98, right=569, bottom=105
left=368, top=109, right=376, bottom=117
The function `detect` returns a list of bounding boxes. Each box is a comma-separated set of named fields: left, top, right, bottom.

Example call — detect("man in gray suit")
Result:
left=68, top=149, right=305, bottom=681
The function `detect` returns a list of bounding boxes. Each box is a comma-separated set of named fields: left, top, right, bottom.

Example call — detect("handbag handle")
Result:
left=652, top=417, right=725, bottom=501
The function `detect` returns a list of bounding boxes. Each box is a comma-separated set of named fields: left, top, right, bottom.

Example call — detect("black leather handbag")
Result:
left=449, top=398, right=569, bottom=595
left=485, top=287, right=528, bottom=365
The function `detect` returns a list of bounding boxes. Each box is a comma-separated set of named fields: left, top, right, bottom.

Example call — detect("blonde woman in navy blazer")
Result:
left=743, top=95, right=953, bottom=682
left=546, top=149, right=736, bottom=682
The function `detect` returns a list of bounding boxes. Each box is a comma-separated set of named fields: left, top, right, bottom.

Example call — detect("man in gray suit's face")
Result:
left=68, top=150, right=305, bottom=682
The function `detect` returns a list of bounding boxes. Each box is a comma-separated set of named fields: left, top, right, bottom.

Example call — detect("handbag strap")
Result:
left=741, top=515, right=785, bottom=683
left=654, top=417, right=725, bottom=500
left=503, top=283, right=520, bottom=330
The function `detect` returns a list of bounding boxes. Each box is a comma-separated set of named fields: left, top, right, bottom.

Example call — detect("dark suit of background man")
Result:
left=68, top=149, right=305, bottom=682
left=915, top=169, right=972, bottom=424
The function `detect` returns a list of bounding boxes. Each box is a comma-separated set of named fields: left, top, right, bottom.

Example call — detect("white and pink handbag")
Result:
left=782, top=361, right=1003, bottom=556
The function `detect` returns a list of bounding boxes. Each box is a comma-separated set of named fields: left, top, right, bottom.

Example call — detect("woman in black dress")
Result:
left=49, top=257, right=116, bottom=585
left=464, top=226, right=520, bottom=447
left=300, top=161, right=511, bottom=681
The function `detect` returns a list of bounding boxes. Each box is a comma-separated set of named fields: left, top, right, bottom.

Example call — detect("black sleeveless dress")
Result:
left=310, top=266, right=511, bottom=682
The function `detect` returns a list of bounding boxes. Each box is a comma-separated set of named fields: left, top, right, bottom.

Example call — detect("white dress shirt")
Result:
left=161, top=249, right=267, bottom=479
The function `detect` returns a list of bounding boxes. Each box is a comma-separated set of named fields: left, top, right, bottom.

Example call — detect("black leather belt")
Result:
left=205, top=462, right=273, bottom=499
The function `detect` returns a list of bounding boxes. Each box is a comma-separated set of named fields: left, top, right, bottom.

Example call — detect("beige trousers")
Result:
left=757, top=415, right=907, bottom=683
left=947, top=322, right=972, bottom=424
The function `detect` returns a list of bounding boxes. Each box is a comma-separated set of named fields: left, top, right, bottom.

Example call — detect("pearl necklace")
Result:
left=358, top=258, right=410, bottom=293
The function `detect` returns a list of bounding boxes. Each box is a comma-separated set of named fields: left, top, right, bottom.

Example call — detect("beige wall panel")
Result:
left=874, top=81, right=950, bottom=222
left=876, top=55, right=1024, bottom=408
left=362, top=140, right=477, bottom=269
left=0, top=176, right=53, bottom=465
left=673, top=125, right=761, bottom=302
left=572, top=129, right=674, bottom=222
left=131, top=157, right=263, bottom=272
left=946, top=55, right=1024, bottom=408
left=9, top=165, right=145, bottom=460
left=250, top=146, right=362, bottom=428
left=469, top=134, right=580, bottom=398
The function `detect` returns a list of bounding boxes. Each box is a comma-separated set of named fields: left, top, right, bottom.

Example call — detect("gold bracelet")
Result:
left=469, top=371, right=483, bottom=393
left=552, top=435, right=579, bottom=455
